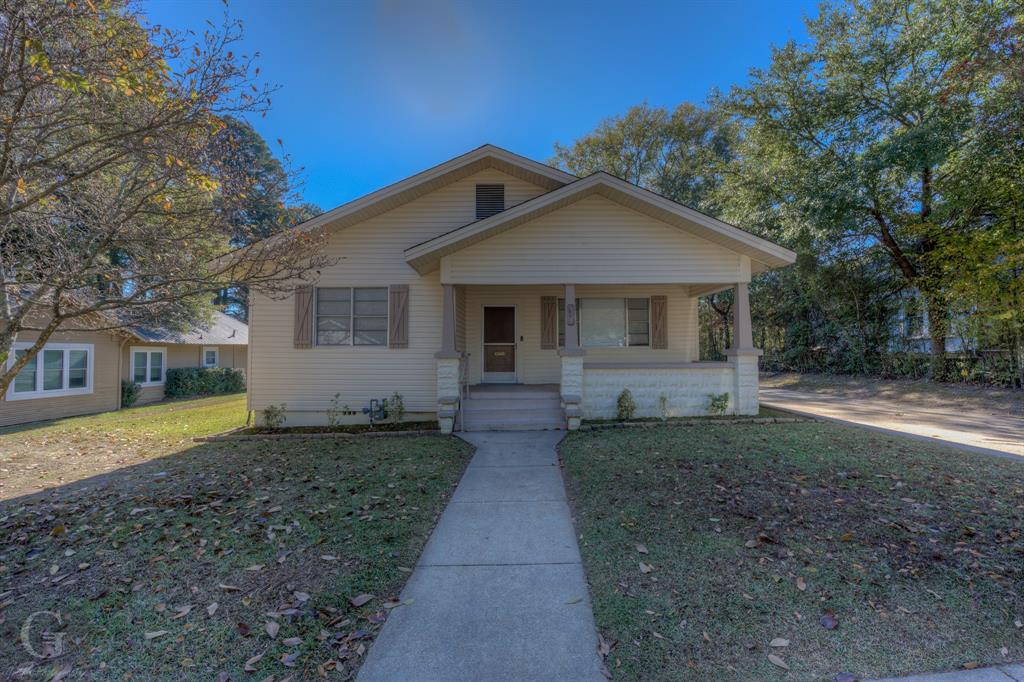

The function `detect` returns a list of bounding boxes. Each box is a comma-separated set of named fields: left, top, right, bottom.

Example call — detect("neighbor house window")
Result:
left=559, top=298, right=650, bottom=348
left=202, top=347, right=219, bottom=368
left=131, top=347, right=166, bottom=386
left=7, top=343, right=93, bottom=400
left=316, top=287, right=388, bottom=346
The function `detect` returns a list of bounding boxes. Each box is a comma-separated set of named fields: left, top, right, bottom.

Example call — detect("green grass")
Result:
left=561, top=422, right=1024, bottom=681
left=0, top=433, right=472, bottom=681
left=0, top=394, right=248, bottom=500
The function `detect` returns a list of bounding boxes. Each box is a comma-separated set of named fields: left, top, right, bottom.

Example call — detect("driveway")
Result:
left=761, top=387, right=1024, bottom=458
left=357, top=431, right=605, bottom=682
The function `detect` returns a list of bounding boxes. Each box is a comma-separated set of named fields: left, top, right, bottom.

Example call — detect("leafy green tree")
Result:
left=552, top=101, right=737, bottom=214
left=723, top=0, right=1016, bottom=377
left=210, top=116, right=322, bottom=320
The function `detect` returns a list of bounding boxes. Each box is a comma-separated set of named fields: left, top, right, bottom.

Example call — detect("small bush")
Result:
left=390, top=392, right=406, bottom=423
left=616, top=389, right=637, bottom=421
left=165, top=367, right=245, bottom=397
left=707, top=392, right=730, bottom=415
left=121, top=379, right=141, bottom=408
left=659, top=394, right=670, bottom=421
left=262, top=403, right=287, bottom=428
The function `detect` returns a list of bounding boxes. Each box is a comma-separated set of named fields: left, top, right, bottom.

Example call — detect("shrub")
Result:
left=165, top=367, right=245, bottom=397
left=121, top=379, right=141, bottom=408
left=616, top=389, right=637, bottom=421
left=707, top=392, right=730, bottom=415
left=390, top=392, right=406, bottom=423
left=262, top=403, right=287, bottom=428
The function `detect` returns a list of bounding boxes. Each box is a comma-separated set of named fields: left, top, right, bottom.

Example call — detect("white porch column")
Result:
left=725, top=282, right=761, bottom=415
left=435, top=283, right=462, bottom=434
left=559, top=284, right=585, bottom=430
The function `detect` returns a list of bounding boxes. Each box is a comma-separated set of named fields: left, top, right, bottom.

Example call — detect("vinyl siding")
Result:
left=0, top=329, right=121, bottom=428
left=462, top=285, right=697, bottom=385
left=249, top=169, right=548, bottom=417
left=122, top=343, right=248, bottom=404
left=442, top=194, right=746, bottom=284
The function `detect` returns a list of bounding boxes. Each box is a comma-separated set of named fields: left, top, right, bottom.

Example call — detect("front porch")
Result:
left=434, top=282, right=762, bottom=433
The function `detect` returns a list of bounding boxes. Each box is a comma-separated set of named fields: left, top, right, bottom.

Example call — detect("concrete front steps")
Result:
left=460, top=384, right=565, bottom=431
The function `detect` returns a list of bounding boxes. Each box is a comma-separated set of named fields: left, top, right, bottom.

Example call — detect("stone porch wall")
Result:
left=580, top=364, right=747, bottom=419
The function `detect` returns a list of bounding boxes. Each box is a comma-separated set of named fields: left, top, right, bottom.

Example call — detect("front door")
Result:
left=483, top=306, right=516, bottom=383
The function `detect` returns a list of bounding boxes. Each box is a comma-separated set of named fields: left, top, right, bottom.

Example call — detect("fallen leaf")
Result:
left=171, top=605, right=193, bottom=620
left=820, top=611, right=839, bottom=630
left=768, top=654, right=789, bottom=670
left=349, top=594, right=373, bottom=608
left=237, top=622, right=251, bottom=637
left=1001, top=647, right=1009, bottom=657
left=282, top=637, right=302, bottom=646
left=963, top=662, right=979, bottom=670
left=796, top=577, right=807, bottom=592
left=280, top=652, right=297, bottom=667
left=635, top=544, right=649, bottom=554
left=219, top=583, right=241, bottom=592
left=639, top=562, right=654, bottom=574
left=565, top=596, right=583, bottom=605
left=207, top=602, right=219, bottom=616
left=769, top=638, right=790, bottom=648
left=145, top=630, right=169, bottom=640
left=243, top=653, right=263, bottom=672
left=265, top=621, right=279, bottom=638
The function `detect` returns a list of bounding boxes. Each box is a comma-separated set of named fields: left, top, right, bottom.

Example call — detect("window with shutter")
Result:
left=475, top=184, right=504, bottom=219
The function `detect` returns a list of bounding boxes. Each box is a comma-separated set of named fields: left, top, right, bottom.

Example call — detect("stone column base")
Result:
left=725, top=349, right=761, bottom=416
left=559, top=350, right=585, bottom=430
left=435, top=353, right=462, bottom=434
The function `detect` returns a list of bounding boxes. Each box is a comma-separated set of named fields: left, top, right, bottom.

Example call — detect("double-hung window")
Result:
left=131, top=347, right=166, bottom=386
left=7, top=342, right=93, bottom=400
left=202, top=347, right=219, bottom=368
left=316, top=287, right=388, bottom=346
left=559, top=298, right=651, bottom=348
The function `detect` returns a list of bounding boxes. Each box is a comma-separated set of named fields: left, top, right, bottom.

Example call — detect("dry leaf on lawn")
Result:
left=349, top=594, right=373, bottom=608
left=207, top=602, right=218, bottom=616
left=767, top=653, right=789, bottom=670
left=243, top=653, right=263, bottom=672
left=171, top=605, right=192, bottom=620
left=769, top=638, right=790, bottom=647
left=145, top=630, right=168, bottom=640
left=796, top=577, right=807, bottom=592
left=635, top=544, right=649, bottom=554
left=265, top=620, right=280, bottom=638
left=639, top=562, right=654, bottom=574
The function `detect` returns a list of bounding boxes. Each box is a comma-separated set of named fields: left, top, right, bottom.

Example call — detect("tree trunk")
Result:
left=925, top=291, right=948, bottom=380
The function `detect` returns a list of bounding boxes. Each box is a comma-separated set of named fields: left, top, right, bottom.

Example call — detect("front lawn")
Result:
left=1, top=433, right=471, bottom=680
left=0, top=394, right=248, bottom=500
left=561, top=422, right=1024, bottom=681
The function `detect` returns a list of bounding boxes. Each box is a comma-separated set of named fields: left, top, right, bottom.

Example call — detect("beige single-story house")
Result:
left=249, top=145, right=796, bottom=432
left=1, top=311, right=248, bottom=427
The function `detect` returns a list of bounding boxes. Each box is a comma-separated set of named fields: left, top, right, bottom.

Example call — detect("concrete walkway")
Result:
left=761, top=387, right=1024, bottom=459
left=357, top=431, right=605, bottom=682
left=874, top=663, right=1024, bottom=681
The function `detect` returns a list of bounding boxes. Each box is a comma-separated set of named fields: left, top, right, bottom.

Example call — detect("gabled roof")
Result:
left=290, top=144, right=576, bottom=237
left=129, top=310, right=248, bottom=346
left=404, top=172, right=797, bottom=275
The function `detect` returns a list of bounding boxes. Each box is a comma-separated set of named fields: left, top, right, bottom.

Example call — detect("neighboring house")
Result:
left=1, top=311, right=248, bottom=427
left=249, top=145, right=796, bottom=432
left=126, top=311, right=248, bottom=404
left=890, top=289, right=972, bottom=354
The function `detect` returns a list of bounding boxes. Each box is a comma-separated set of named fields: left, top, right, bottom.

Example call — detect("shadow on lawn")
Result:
left=0, top=434, right=471, bottom=681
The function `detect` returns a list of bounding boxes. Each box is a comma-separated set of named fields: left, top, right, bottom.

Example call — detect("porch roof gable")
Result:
left=403, top=172, right=797, bottom=275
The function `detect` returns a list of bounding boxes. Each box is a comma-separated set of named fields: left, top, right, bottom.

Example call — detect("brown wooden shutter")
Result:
left=540, top=296, right=557, bottom=349
left=389, top=284, right=409, bottom=348
left=651, top=295, right=668, bottom=349
left=293, top=285, right=314, bottom=348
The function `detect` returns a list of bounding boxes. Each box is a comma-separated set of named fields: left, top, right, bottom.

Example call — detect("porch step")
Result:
left=460, top=384, right=565, bottom=431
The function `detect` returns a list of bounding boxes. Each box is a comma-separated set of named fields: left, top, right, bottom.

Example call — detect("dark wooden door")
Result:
left=483, top=306, right=516, bottom=378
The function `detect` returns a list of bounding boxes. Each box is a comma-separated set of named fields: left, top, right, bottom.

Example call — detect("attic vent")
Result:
left=475, top=184, right=505, bottom=219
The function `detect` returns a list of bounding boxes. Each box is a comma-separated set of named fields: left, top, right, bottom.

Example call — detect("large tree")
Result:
left=210, top=116, right=322, bottom=320
left=723, top=0, right=1015, bottom=377
left=0, top=0, right=329, bottom=395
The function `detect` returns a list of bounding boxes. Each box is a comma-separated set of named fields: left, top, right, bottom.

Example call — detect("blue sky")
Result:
left=144, top=0, right=816, bottom=210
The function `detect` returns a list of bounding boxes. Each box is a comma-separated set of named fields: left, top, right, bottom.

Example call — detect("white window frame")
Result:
left=314, top=287, right=389, bottom=347
left=202, top=346, right=219, bottom=368
left=130, top=346, right=167, bottom=386
left=6, top=342, right=94, bottom=401
left=559, top=298, right=651, bottom=348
